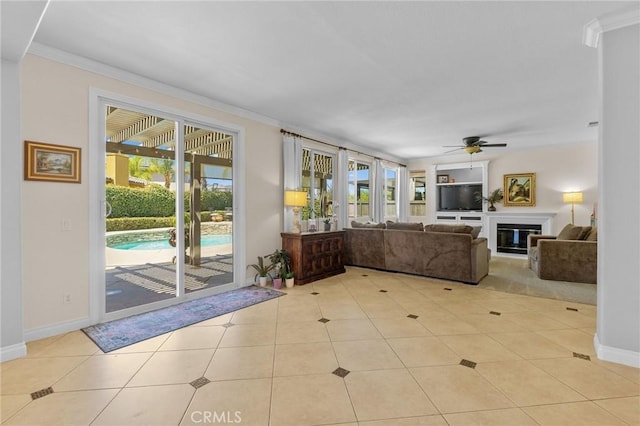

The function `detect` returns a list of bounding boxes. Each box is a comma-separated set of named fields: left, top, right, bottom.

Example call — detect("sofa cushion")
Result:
left=424, top=224, right=473, bottom=234
left=351, top=221, right=386, bottom=229
left=585, top=227, right=598, bottom=241
left=386, top=221, right=424, bottom=231
left=556, top=224, right=583, bottom=240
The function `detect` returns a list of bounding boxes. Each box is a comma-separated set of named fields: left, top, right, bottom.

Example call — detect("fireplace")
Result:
left=485, top=212, right=556, bottom=257
left=497, top=223, right=542, bottom=255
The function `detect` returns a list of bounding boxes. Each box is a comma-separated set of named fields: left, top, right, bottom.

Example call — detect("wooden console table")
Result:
left=281, top=231, right=346, bottom=285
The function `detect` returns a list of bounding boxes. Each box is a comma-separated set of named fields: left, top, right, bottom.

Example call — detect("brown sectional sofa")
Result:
left=344, top=222, right=489, bottom=284
left=527, top=224, right=597, bottom=284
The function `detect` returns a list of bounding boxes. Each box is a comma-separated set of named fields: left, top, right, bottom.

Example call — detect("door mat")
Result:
left=83, top=286, right=284, bottom=352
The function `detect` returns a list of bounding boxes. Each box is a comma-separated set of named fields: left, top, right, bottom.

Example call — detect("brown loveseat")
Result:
left=527, top=224, right=597, bottom=284
left=344, top=222, right=489, bottom=284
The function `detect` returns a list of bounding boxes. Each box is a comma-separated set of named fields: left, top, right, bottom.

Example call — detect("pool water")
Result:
left=112, top=234, right=232, bottom=250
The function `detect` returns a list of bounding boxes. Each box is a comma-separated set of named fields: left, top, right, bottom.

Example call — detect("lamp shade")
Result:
left=285, top=190, right=307, bottom=207
left=563, top=192, right=584, bottom=204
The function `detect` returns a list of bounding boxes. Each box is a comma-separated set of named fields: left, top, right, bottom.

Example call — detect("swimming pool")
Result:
left=108, top=232, right=232, bottom=250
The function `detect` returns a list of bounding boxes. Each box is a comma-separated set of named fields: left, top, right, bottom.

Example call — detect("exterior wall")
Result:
left=20, top=54, right=282, bottom=332
left=408, top=141, right=598, bottom=233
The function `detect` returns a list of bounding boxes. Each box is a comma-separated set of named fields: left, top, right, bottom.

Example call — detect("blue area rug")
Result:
left=83, top=286, right=284, bottom=352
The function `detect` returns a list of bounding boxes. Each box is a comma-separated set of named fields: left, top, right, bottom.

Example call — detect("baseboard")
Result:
left=594, top=333, right=640, bottom=368
left=24, top=317, right=93, bottom=344
left=0, top=342, right=27, bottom=362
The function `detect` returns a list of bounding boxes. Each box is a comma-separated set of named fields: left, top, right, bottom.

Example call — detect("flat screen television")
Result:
left=438, top=184, right=483, bottom=211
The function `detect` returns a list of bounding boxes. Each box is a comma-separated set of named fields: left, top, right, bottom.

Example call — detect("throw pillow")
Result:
left=471, top=226, right=482, bottom=239
left=351, top=221, right=386, bottom=229
left=578, top=226, right=592, bottom=240
left=424, top=224, right=473, bottom=234
left=585, top=227, right=598, bottom=241
left=386, top=221, right=424, bottom=231
left=556, top=224, right=583, bottom=240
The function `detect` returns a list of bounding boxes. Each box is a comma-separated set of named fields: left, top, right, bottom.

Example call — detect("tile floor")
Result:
left=1, top=267, right=639, bottom=425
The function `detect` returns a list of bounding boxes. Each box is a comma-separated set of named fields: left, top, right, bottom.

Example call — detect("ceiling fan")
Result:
left=443, top=136, right=507, bottom=154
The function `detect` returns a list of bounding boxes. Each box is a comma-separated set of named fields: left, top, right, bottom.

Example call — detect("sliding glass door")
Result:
left=103, top=105, right=234, bottom=315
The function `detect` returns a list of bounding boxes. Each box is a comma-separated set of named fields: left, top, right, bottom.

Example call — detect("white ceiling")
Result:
left=16, top=1, right=639, bottom=160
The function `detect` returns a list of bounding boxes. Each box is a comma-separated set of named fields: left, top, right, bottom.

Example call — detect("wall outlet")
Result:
left=61, top=219, right=71, bottom=231
left=63, top=294, right=71, bottom=304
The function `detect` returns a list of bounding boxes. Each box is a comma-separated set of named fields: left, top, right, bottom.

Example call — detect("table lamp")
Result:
left=563, top=192, right=583, bottom=225
left=285, top=190, right=307, bottom=233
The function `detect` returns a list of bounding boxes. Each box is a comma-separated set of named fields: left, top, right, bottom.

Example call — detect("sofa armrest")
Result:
left=471, top=237, right=489, bottom=283
left=536, top=239, right=597, bottom=283
left=528, top=234, right=557, bottom=248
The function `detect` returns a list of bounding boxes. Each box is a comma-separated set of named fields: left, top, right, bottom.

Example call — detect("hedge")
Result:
left=106, top=184, right=232, bottom=218
left=106, top=217, right=175, bottom=232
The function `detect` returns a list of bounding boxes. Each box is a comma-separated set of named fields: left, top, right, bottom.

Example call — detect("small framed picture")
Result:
left=24, top=140, right=81, bottom=183
left=437, top=174, right=449, bottom=184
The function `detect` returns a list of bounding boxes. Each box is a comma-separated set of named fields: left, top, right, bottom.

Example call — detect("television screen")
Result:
left=438, top=184, right=482, bottom=211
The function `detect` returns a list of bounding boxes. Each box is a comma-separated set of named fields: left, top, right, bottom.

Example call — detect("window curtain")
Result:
left=335, top=148, right=349, bottom=229
left=283, top=135, right=302, bottom=232
left=373, top=158, right=384, bottom=222
left=397, top=165, right=408, bottom=222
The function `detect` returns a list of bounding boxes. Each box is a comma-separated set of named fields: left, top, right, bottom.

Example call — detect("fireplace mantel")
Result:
left=485, top=211, right=557, bottom=257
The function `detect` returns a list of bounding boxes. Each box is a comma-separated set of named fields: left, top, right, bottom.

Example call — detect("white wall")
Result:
left=1, top=59, right=26, bottom=360
left=408, top=142, right=598, bottom=232
left=20, top=54, right=283, bottom=332
left=596, top=23, right=640, bottom=367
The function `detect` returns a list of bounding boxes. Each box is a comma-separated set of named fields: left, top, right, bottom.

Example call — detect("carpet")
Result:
left=83, top=286, right=284, bottom=352
left=479, top=257, right=597, bottom=305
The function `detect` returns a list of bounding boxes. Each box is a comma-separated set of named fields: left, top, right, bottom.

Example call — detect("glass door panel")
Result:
left=182, top=124, right=234, bottom=292
left=104, top=106, right=177, bottom=313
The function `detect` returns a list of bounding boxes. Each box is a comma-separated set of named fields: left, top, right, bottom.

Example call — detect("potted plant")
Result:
left=267, top=249, right=288, bottom=290
left=477, top=188, right=503, bottom=211
left=323, top=218, right=331, bottom=231
left=248, top=256, right=274, bottom=287
left=269, top=249, right=294, bottom=288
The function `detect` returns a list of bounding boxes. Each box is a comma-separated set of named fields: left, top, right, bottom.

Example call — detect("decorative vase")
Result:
left=273, top=278, right=282, bottom=289
left=488, top=204, right=496, bottom=212
left=285, top=277, right=295, bottom=288
left=324, top=222, right=331, bottom=231
left=258, top=276, right=268, bottom=287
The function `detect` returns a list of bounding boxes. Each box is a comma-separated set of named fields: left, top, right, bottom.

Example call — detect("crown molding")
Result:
left=583, top=6, right=640, bottom=48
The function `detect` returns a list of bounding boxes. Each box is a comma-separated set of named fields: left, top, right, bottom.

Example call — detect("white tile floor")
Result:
left=1, top=266, right=639, bottom=425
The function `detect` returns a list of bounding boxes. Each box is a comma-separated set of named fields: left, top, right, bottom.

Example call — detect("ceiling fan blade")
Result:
left=480, top=143, right=507, bottom=147
left=443, top=147, right=464, bottom=154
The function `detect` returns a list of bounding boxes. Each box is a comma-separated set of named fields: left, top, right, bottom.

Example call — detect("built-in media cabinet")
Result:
left=281, top=231, right=346, bottom=285
left=430, top=161, right=489, bottom=235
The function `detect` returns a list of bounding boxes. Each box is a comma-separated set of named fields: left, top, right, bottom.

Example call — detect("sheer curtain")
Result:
left=282, top=135, right=302, bottom=232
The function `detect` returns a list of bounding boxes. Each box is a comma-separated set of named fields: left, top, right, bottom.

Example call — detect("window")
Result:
left=383, top=166, right=398, bottom=221
left=302, top=148, right=334, bottom=220
left=409, top=170, right=426, bottom=216
left=348, top=160, right=372, bottom=221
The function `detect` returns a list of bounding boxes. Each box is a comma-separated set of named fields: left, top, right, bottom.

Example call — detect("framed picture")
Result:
left=504, top=173, right=536, bottom=206
left=24, top=141, right=81, bottom=183
left=437, top=174, right=449, bottom=184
